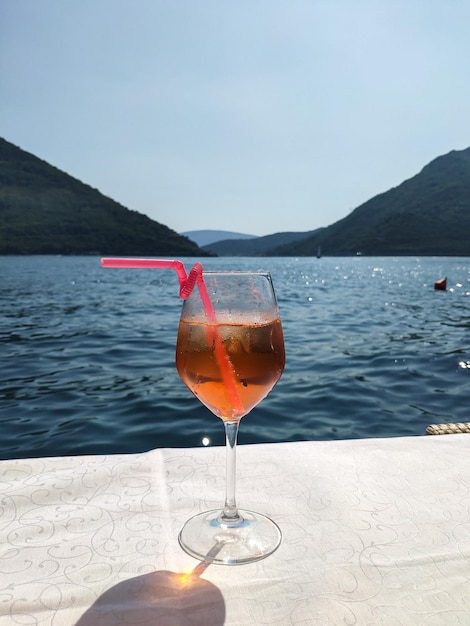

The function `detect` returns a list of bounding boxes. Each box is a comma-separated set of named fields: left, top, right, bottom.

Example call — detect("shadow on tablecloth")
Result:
left=75, top=569, right=225, bottom=625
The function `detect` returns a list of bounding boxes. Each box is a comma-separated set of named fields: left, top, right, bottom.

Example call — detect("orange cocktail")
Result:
left=177, top=317, right=285, bottom=421
left=101, top=260, right=285, bottom=565
left=176, top=270, right=285, bottom=565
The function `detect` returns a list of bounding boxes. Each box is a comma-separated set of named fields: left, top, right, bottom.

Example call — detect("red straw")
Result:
left=101, top=258, right=244, bottom=415
left=101, top=258, right=199, bottom=299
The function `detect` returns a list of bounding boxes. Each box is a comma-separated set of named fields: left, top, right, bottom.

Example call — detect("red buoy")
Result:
left=434, top=277, right=447, bottom=291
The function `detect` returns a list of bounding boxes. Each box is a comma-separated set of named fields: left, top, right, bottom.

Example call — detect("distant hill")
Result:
left=203, top=229, right=325, bottom=256
left=181, top=229, right=256, bottom=247
left=0, top=138, right=208, bottom=256
left=3, top=138, right=469, bottom=257
left=277, top=147, right=470, bottom=256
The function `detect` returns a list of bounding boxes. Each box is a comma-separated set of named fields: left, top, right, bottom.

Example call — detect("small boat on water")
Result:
left=434, top=277, right=447, bottom=291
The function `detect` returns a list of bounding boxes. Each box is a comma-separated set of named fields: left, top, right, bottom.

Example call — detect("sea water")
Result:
left=1, top=255, right=469, bottom=459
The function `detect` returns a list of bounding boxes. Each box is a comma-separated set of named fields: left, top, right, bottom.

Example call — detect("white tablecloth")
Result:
left=1, top=435, right=469, bottom=625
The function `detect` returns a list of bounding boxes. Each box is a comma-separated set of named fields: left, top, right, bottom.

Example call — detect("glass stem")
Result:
left=221, top=420, right=242, bottom=524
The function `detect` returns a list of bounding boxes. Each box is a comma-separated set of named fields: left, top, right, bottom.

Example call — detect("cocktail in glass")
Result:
left=176, top=270, right=285, bottom=565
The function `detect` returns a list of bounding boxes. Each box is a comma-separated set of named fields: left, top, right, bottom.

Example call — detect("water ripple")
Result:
left=0, top=255, right=469, bottom=459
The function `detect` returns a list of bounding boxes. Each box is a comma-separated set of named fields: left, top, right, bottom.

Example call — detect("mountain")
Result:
left=277, top=147, right=470, bottom=256
left=0, top=138, right=208, bottom=256
left=3, top=139, right=469, bottom=257
left=203, top=229, right=325, bottom=256
left=181, top=229, right=256, bottom=247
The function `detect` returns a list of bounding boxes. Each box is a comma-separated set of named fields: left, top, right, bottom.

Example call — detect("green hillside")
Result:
left=0, top=138, right=208, bottom=256
left=3, top=138, right=469, bottom=257
left=276, top=147, right=470, bottom=256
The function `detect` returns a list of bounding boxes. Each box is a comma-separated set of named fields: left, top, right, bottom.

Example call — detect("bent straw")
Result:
left=100, top=258, right=244, bottom=416
left=101, top=258, right=192, bottom=299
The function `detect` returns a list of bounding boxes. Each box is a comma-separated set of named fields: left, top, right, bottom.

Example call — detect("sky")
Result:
left=2, top=1, right=470, bottom=237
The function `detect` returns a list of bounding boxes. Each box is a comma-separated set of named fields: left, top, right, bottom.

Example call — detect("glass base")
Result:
left=178, top=509, right=282, bottom=565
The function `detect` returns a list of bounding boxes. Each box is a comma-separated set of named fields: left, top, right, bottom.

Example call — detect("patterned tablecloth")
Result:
left=1, top=435, right=469, bottom=625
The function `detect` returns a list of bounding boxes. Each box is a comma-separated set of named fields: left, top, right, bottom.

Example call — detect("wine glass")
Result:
left=176, top=270, right=285, bottom=565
